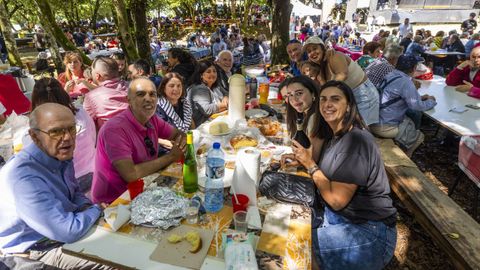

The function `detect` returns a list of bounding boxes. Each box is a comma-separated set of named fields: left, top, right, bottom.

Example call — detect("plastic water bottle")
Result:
left=205, top=142, right=225, bottom=213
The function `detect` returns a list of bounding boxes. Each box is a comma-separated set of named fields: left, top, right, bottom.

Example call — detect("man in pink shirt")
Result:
left=83, top=57, right=129, bottom=130
left=91, top=77, right=186, bottom=203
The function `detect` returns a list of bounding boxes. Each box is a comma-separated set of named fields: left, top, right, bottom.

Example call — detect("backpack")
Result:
left=377, top=75, right=403, bottom=109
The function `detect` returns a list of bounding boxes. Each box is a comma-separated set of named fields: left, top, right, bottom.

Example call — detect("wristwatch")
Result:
left=308, top=165, right=320, bottom=176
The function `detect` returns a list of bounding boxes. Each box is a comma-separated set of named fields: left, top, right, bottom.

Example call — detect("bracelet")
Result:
left=307, top=165, right=319, bottom=176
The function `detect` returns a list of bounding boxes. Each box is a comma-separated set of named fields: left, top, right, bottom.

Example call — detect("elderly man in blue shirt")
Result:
left=0, top=103, right=111, bottom=269
left=370, top=55, right=437, bottom=157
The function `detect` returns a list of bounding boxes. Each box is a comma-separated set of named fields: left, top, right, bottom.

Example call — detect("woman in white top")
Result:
left=303, top=36, right=380, bottom=126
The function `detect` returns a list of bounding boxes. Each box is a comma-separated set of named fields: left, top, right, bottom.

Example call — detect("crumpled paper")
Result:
left=104, top=204, right=131, bottom=231
left=130, top=187, right=188, bottom=230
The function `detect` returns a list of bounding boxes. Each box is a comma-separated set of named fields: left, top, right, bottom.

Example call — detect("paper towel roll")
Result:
left=228, top=74, right=246, bottom=124
left=231, top=147, right=261, bottom=206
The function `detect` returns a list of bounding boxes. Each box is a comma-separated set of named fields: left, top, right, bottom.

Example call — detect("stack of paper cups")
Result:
left=231, top=147, right=261, bottom=206
left=228, top=74, right=246, bottom=124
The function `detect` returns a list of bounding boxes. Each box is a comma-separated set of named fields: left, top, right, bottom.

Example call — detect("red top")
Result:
left=58, top=72, right=89, bottom=99
left=0, top=74, right=31, bottom=116
left=445, top=66, right=480, bottom=99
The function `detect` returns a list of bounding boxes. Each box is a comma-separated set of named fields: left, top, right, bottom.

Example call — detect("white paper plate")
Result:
left=245, top=109, right=269, bottom=119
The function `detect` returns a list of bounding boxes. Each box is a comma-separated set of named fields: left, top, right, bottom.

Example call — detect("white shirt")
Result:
left=398, top=23, right=413, bottom=37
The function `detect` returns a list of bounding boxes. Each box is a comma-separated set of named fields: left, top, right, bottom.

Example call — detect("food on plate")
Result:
left=185, top=230, right=202, bottom=253
left=230, top=135, right=258, bottom=150
left=167, top=233, right=183, bottom=243
left=209, top=121, right=229, bottom=135
left=247, top=117, right=281, bottom=136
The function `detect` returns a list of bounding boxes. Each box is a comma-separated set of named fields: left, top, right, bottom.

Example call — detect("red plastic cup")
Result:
left=127, top=179, right=144, bottom=200
left=232, top=194, right=250, bottom=213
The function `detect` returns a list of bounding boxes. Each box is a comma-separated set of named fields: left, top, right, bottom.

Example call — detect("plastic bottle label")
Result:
left=206, top=164, right=225, bottom=179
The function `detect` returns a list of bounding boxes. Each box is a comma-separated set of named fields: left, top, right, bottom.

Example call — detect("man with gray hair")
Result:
left=215, top=50, right=234, bottom=91
left=83, top=56, right=129, bottom=130
left=365, top=44, right=404, bottom=88
left=91, top=77, right=186, bottom=203
left=0, top=103, right=112, bottom=269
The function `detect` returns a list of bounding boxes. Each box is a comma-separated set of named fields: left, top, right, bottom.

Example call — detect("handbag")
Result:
left=258, top=170, right=316, bottom=207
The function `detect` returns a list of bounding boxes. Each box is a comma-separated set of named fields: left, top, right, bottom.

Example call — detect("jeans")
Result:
left=312, top=207, right=397, bottom=270
left=353, top=79, right=380, bottom=126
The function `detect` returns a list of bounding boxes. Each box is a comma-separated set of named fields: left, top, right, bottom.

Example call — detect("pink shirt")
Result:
left=91, top=108, right=174, bottom=203
left=83, top=78, right=129, bottom=130
left=73, top=107, right=96, bottom=178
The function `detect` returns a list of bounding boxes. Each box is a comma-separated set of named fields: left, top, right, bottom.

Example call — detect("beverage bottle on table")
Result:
left=205, top=142, right=225, bottom=213
left=293, top=118, right=311, bottom=148
left=183, top=131, right=198, bottom=193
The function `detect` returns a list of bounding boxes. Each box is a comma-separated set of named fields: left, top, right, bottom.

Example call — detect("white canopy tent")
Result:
left=291, top=0, right=322, bottom=17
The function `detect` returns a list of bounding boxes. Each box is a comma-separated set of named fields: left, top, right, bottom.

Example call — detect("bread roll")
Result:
left=209, top=122, right=229, bottom=135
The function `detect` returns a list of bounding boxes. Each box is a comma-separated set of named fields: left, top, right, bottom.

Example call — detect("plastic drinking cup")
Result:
left=127, top=179, right=144, bottom=200
left=258, top=83, right=270, bottom=104
left=233, top=210, right=248, bottom=233
left=231, top=194, right=249, bottom=213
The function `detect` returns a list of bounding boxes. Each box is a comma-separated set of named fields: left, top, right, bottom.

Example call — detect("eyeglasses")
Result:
left=284, top=90, right=305, bottom=101
left=33, top=126, right=77, bottom=140
left=144, top=136, right=156, bottom=157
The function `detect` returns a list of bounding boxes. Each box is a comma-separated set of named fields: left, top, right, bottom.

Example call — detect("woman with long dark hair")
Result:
left=187, top=61, right=228, bottom=126
left=291, top=80, right=397, bottom=270
left=167, top=48, right=197, bottom=83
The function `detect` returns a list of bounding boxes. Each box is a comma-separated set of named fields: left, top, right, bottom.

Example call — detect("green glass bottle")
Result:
left=183, top=131, right=198, bottom=193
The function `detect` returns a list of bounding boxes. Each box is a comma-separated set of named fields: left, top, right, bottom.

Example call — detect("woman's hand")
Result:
left=65, top=80, right=75, bottom=92
left=280, top=153, right=299, bottom=168
left=291, top=140, right=316, bottom=169
left=218, top=96, right=229, bottom=111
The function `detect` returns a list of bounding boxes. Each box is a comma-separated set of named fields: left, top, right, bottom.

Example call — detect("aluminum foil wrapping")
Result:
left=130, top=187, right=188, bottom=229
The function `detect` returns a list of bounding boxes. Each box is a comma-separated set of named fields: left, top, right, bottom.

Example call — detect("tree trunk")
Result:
left=34, top=0, right=91, bottom=65
left=230, top=0, right=236, bottom=20
left=242, top=0, right=253, bottom=30
left=37, top=9, right=63, bottom=71
left=90, top=0, right=102, bottom=30
left=271, top=0, right=291, bottom=65
left=130, top=0, right=149, bottom=64
left=111, top=0, right=138, bottom=62
left=0, top=2, right=23, bottom=66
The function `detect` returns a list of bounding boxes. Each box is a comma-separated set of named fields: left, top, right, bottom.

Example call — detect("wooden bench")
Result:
left=376, top=138, right=480, bottom=270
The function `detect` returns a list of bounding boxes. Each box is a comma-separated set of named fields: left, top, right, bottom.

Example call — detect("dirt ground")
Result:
left=384, top=116, right=478, bottom=270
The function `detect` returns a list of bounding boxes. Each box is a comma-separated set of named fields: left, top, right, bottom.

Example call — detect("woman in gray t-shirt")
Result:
left=291, top=80, right=397, bottom=270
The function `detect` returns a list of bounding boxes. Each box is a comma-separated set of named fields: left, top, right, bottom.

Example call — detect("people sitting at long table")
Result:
left=31, top=78, right=96, bottom=192
left=0, top=103, right=112, bottom=269
left=290, top=80, right=397, bottom=270
left=446, top=46, right=480, bottom=98
left=303, top=36, right=379, bottom=126
left=91, top=78, right=186, bottom=204
left=187, top=61, right=228, bottom=126
left=370, top=55, right=437, bottom=157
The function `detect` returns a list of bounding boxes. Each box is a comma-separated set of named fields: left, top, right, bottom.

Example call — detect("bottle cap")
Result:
left=186, top=132, right=193, bottom=144
left=213, top=142, right=221, bottom=149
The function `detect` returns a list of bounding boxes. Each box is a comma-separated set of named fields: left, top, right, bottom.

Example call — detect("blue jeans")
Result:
left=312, top=207, right=396, bottom=270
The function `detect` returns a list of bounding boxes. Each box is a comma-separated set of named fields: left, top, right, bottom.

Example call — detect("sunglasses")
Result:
left=34, top=126, right=77, bottom=140
left=144, top=136, right=156, bottom=157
